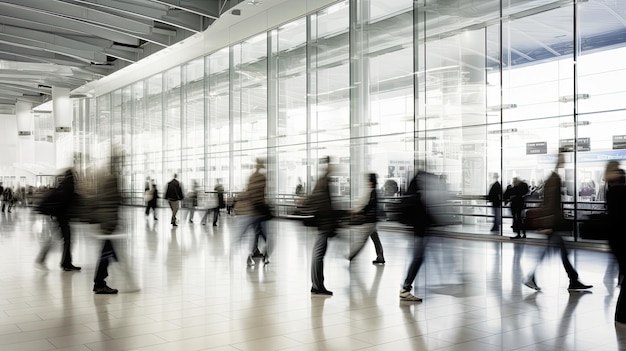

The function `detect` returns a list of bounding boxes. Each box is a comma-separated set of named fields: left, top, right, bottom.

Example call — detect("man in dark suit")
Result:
left=165, top=174, right=184, bottom=226
left=487, top=173, right=502, bottom=232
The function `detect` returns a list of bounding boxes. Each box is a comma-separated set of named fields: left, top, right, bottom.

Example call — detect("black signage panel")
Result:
left=614, top=135, right=626, bottom=150
left=526, top=142, right=547, bottom=155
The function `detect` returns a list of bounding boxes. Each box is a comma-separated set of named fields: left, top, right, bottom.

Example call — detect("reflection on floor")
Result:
left=0, top=206, right=625, bottom=351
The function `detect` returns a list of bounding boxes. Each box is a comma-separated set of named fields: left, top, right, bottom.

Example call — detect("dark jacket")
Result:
left=487, top=181, right=502, bottom=206
left=541, top=172, right=563, bottom=230
left=215, top=184, right=225, bottom=209
left=308, top=172, right=337, bottom=233
left=148, top=187, right=158, bottom=206
left=357, top=188, right=379, bottom=223
left=165, top=179, right=184, bottom=201
left=504, top=182, right=529, bottom=211
left=98, top=174, right=121, bottom=234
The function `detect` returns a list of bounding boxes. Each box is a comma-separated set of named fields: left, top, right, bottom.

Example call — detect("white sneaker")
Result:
left=34, top=262, right=49, bottom=272
left=399, top=289, right=422, bottom=302
left=263, top=255, right=270, bottom=265
left=247, top=255, right=255, bottom=266
left=524, top=277, right=541, bottom=291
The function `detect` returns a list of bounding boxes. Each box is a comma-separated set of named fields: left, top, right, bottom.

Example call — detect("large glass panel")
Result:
left=206, top=48, right=230, bottom=192
left=164, top=67, right=182, bottom=184
left=310, top=1, right=350, bottom=200
left=182, top=59, right=205, bottom=190
left=232, top=33, right=268, bottom=191
left=131, top=81, right=145, bottom=199
left=146, top=74, right=164, bottom=190
left=96, top=94, right=111, bottom=171
left=274, top=18, right=307, bottom=197
left=357, top=0, right=414, bottom=200
left=120, top=86, right=132, bottom=198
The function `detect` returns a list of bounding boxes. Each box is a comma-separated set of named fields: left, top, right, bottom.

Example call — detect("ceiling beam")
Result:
left=150, top=0, right=221, bottom=19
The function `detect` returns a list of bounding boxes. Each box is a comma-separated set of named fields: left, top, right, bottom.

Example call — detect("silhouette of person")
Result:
left=399, top=171, right=434, bottom=302
left=504, top=177, right=529, bottom=239
left=35, top=168, right=81, bottom=272
left=165, top=174, right=184, bottom=226
left=93, top=155, right=122, bottom=294
left=307, top=157, right=337, bottom=296
left=145, top=183, right=158, bottom=220
left=605, top=161, right=626, bottom=323
left=235, top=158, right=272, bottom=266
left=487, top=173, right=502, bottom=232
left=347, top=173, right=385, bottom=264
left=523, top=153, right=592, bottom=292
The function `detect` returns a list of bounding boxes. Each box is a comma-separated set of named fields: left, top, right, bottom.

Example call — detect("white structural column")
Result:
left=16, top=101, right=34, bottom=165
left=52, top=87, right=74, bottom=169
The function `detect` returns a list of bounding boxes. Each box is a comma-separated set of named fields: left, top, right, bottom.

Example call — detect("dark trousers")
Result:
left=491, top=205, right=501, bottom=229
left=528, top=231, right=578, bottom=282
left=511, top=206, right=525, bottom=234
left=610, top=237, right=626, bottom=322
left=311, top=231, right=332, bottom=291
left=145, top=203, right=156, bottom=218
left=94, top=240, right=117, bottom=287
left=402, top=235, right=428, bottom=291
left=213, top=207, right=220, bottom=225
left=37, top=216, right=73, bottom=267
left=253, top=221, right=266, bottom=251
left=58, top=216, right=73, bottom=267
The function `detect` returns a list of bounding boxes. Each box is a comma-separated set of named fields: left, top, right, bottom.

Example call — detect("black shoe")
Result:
left=172, top=223, right=178, bottom=227
left=311, top=288, right=333, bottom=296
left=154, top=217, right=158, bottom=221
left=213, top=223, right=217, bottom=226
left=93, top=284, right=118, bottom=294
left=372, top=258, right=386, bottom=264
left=511, top=235, right=523, bottom=240
left=62, top=265, right=81, bottom=271
left=491, top=226, right=499, bottom=232
left=568, top=280, right=593, bottom=291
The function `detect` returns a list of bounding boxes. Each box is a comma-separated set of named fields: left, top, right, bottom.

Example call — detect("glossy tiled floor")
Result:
left=1, top=206, right=625, bottom=350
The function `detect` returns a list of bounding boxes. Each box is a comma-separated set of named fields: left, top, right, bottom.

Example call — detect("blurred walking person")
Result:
left=2, top=186, right=13, bottom=213
left=93, top=155, right=123, bottom=294
left=165, top=174, right=184, bottom=227
left=487, top=173, right=502, bottom=231
left=398, top=171, right=435, bottom=302
left=35, top=168, right=81, bottom=271
left=213, top=180, right=225, bottom=226
left=186, top=180, right=199, bottom=223
left=605, top=161, right=626, bottom=322
left=504, top=177, right=529, bottom=239
left=347, top=173, right=385, bottom=264
left=235, top=158, right=273, bottom=266
left=304, top=157, right=338, bottom=296
left=144, top=183, right=158, bottom=220
left=523, top=153, right=592, bottom=292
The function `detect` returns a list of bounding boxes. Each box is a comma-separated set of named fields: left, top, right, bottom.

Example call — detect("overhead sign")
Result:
left=526, top=142, right=547, bottom=155
left=613, top=135, right=626, bottom=150
left=559, top=138, right=590, bottom=152
left=18, top=131, right=32, bottom=136
left=55, top=127, right=71, bottom=132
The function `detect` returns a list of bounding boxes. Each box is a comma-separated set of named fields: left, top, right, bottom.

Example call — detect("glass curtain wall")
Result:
left=74, top=0, right=626, bottom=240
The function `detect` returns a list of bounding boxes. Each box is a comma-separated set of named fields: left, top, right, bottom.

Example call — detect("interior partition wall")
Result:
left=73, top=0, right=626, bottom=239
